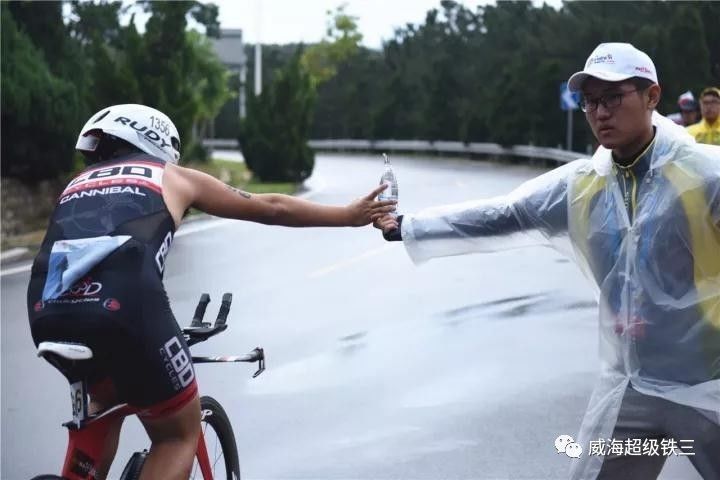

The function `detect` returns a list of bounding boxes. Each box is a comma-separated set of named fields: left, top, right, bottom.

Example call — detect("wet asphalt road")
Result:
left=1, top=153, right=700, bottom=479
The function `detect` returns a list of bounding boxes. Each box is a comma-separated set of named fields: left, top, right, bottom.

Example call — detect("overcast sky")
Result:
left=204, top=0, right=560, bottom=49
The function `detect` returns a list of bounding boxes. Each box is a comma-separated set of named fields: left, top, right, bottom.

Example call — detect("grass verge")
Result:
left=187, top=158, right=297, bottom=195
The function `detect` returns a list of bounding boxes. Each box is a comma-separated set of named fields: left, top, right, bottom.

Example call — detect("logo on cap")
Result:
left=588, top=54, right=615, bottom=66
left=635, top=66, right=652, bottom=74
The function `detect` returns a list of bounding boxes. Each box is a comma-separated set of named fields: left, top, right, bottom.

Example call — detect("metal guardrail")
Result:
left=203, top=138, right=241, bottom=149
left=202, top=139, right=588, bottom=164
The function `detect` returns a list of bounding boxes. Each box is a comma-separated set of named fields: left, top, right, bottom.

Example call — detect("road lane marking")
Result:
left=175, top=218, right=234, bottom=238
left=308, top=243, right=399, bottom=279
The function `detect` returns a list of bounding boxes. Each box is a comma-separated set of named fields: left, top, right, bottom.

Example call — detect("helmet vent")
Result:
left=92, top=110, right=111, bottom=124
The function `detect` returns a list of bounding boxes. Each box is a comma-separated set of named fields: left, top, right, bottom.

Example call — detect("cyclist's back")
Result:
left=28, top=150, right=198, bottom=415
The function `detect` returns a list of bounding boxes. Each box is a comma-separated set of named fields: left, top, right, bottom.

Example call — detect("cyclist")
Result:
left=375, top=43, right=720, bottom=479
left=27, top=104, right=396, bottom=480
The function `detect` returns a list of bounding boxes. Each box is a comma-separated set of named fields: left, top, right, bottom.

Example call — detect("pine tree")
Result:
left=240, top=51, right=317, bottom=182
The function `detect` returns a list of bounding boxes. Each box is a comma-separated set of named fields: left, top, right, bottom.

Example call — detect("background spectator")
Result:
left=668, top=90, right=700, bottom=126
left=687, top=87, right=720, bottom=145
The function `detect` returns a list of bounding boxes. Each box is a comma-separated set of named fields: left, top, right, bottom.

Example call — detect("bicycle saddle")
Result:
left=37, top=341, right=94, bottom=361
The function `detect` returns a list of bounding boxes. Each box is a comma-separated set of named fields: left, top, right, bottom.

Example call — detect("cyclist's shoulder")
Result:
left=162, top=162, right=206, bottom=194
left=164, top=162, right=248, bottom=201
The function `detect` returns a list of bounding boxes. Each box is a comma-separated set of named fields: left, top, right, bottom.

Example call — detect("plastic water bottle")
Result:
left=378, top=153, right=398, bottom=215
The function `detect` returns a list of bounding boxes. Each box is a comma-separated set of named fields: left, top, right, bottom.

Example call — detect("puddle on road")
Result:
left=246, top=294, right=597, bottom=397
left=445, top=295, right=540, bottom=316
left=496, top=297, right=546, bottom=318
left=339, top=331, right=367, bottom=342
left=564, top=300, right=598, bottom=310
left=440, top=293, right=596, bottom=326
left=338, top=331, right=368, bottom=355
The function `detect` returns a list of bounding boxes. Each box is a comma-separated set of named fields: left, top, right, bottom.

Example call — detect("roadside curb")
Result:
left=0, top=247, right=31, bottom=266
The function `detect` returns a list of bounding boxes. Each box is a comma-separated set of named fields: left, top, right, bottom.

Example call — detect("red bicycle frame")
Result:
left=60, top=403, right=216, bottom=480
left=39, top=293, right=265, bottom=480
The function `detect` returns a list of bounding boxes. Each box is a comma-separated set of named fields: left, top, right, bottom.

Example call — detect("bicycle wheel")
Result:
left=190, top=395, right=241, bottom=480
left=119, top=450, right=148, bottom=480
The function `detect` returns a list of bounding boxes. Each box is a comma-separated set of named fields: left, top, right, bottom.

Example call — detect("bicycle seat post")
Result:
left=69, top=378, right=90, bottom=429
left=37, top=341, right=94, bottom=429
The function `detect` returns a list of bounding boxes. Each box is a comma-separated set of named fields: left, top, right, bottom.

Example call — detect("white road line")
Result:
left=308, top=243, right=399, bottom=279
left=0, top=262, right=34, bottom=277
left=1, top=175, right=328, bottom=277
left=175, top=218, right=234, bottom=238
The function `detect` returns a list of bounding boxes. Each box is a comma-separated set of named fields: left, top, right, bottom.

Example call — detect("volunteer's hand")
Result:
left=373, top=213, right=399, bottom=234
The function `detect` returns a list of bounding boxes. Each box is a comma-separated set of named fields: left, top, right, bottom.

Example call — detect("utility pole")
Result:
left=239, top=65, right=247, bottom=118
left=254, top=0, right=262, bottom=96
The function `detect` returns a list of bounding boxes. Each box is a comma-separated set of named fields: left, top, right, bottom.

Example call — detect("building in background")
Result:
left=210, top=29, right=246, bottom=143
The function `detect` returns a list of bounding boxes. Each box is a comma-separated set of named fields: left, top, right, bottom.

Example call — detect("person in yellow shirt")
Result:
left=687, top=87, right=720, bottom=145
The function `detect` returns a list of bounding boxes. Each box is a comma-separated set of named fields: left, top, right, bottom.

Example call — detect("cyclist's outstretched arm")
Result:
left=163, top=163, right=396, bottom=227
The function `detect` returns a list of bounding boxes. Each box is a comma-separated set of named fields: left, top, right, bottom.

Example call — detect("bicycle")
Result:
left=31, top=292, right=265, bottom=480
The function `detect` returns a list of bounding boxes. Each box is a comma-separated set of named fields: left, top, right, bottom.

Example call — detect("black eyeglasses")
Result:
left=580, top=89, right=639, bottom=113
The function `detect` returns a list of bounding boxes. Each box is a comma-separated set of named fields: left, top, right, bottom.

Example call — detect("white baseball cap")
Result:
left=568, top=43, right=658, bottom=92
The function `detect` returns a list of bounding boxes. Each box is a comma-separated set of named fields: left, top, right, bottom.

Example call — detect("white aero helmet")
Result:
left=76, top=104, right=181, bottom=164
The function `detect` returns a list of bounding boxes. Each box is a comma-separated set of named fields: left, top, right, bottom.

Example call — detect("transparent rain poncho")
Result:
left=401, top=113, right=720, bottom=479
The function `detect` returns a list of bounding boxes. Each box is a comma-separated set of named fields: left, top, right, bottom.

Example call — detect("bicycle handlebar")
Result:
left=184, top=293, right=233, bottom=346
left=183, top=294, right=265, bottom=378
left=190, top=293, right=211, bottom=327
left=215, top=293, right=232, bottom=326
left=192, top=347, right=266, bottom=377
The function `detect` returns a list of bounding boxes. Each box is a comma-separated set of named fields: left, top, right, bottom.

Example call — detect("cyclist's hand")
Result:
left=347, top=185, right=397, bottom=226
left=373, top=214, right=399, bottom=233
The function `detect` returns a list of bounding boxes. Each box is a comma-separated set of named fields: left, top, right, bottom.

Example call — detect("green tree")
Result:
left=135, top=1, right=228, bottom=161
left=67, top=0, right=230, bottom=163
left=301, top=4, right=363, bottom=86
left=68, top=1, right=141, bottom=110
left=309, top=0, right=719, bottom=149
left=655, top=5, right=709, bottom=111
left=312, top=47, right=386, bottom=138
left=1, top=4, right=82, bottom=180
left=241, top=51, right=317, bottom=182
left=1, top=0, right=230, bottom=182
left=238, top=5, right=363, bottom=180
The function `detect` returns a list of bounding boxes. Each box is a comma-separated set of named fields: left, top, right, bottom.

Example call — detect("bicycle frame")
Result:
left=60, top=404, right=221, bottom=480
left=58, top=352, right=264, bottom=479
left=61, top=403, right=137, bottom=480
left=42, top=293, right=265, bottom=480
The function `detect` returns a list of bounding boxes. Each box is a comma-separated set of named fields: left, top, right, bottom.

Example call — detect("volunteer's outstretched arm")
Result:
left=164, top=163, right=396, bottom=227
left=373, top=161, right=577, bottom=263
